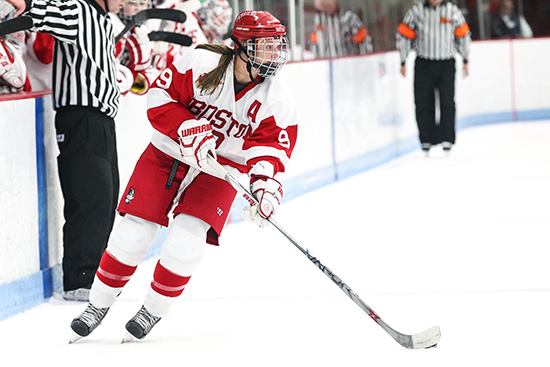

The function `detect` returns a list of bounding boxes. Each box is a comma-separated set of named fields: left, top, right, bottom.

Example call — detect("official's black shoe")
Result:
left=62, top=286, right=91, bottom=302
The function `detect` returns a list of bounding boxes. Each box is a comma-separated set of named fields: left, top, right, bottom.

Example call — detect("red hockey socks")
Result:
left=151, top=260, right=191, bottom=298
left=96, top=251, right=138, bottom=289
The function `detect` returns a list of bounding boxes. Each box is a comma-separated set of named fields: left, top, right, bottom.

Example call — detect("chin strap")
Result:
left=232, top=35, right=264, bottom=85
left=246, top=62, right=263, bottom=85
left=230, top=35, right=247, bottom=55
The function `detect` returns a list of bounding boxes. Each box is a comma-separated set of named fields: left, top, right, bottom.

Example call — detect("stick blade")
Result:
left=134, top=8, right=187, bottom=25
left=409, top=325, right=441, bottom=349
left=0, top=16, right=33, bottom=36
left=148, top=31, right=192, bottom=46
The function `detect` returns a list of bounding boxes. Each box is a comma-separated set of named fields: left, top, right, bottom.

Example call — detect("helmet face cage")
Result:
left=197, top=0, right=233, bottom=39
left=244, top=35, right=289, bottom=78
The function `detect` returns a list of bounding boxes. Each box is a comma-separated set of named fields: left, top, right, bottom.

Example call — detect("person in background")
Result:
left=23, top=31, right=54, bottom=91
left=311, top=0, right=342, bottom=58
left=0, top=1, right=30, bottom=93
left=396, top=0, right=471, bottom=154
left=0, top=30, right=30, bottom=94
left=149, top=0, right=232, bottom=72
left=195, top=0, right=232, bottom=44
left=111, top=0, right=159, bottom=96
left=340, top=10, right=373, bottom=55
left=69, top=10, right=297, bottom=343
left=5, top=0, right=125, bottom=301
left=490, top=0, right=533, bottom=39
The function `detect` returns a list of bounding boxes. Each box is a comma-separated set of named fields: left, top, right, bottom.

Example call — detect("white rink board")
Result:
left=512, top=38, right=550, bottom=111
left=0, top=98, right=40, bottom=284
left=456, top=41, right=513, bottom=117
left=331, top=52, right=418, bottom=162
left=278, top=59, right=334, bottom=180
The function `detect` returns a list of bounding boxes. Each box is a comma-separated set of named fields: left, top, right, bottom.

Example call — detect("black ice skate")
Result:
left=69, top=303, right=110, bottom=343
left=122, top=306, right=161, bottom=342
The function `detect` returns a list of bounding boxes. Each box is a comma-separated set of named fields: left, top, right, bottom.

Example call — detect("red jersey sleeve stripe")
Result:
left=147, top=64, right=197, bottom=140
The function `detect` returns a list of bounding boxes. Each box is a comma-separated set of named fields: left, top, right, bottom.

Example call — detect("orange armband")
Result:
left=397, top=23, right=416, bottom=39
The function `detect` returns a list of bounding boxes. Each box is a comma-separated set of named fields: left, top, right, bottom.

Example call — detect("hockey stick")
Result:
left=206, top=154, right=441, bottom=349
left=148, top=31, right=192, bottom=46
left=0, top=15, right=32, bottom=36
left=115, top=8, right=187, bottom=44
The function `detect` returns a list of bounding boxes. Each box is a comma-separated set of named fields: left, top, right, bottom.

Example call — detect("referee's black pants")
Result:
left=55, top=107, right=119, bottom=292
left=414, top=58, right=456, bottom=145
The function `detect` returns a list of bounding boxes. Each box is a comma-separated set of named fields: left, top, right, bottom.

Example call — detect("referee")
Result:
left=397, top=0, right=471, bottom=153
left=7, top=0, right=124, bottom=300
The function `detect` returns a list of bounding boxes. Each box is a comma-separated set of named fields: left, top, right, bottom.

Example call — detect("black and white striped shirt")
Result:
left=25, top=0, right=120, bottom=117
left=397, top=0, right=471, bottom=65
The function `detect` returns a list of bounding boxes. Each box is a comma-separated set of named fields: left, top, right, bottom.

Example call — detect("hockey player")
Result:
left=0, top=6, right=30, bottom=94
left=111, top=0, right=159, bottom=95
left=23, top=31, right=54, bottom=91
left=149, top=0, right=232, bottom=71
left=195, top=0, right=232, bottom=44
left=0, top=31, right=29, bottom=93
left=70, top=10, right=298, bottom=342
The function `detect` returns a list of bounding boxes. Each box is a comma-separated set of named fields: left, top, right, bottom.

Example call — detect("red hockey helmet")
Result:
left=232, top=10, right=287, bottom=45
left=231, top=11, right=289, bottom=78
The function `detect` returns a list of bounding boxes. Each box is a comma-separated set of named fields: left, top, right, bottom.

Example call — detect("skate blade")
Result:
left=69, top=331, right=84, bottom=344
left=121, top=332, right=137, bottom=344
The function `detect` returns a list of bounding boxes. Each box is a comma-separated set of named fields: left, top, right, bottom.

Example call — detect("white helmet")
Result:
left=196, top=0, right=233, bottom=40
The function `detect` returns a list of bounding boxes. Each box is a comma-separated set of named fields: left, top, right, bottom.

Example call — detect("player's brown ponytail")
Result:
left=195, top=44, right=236, bottom=96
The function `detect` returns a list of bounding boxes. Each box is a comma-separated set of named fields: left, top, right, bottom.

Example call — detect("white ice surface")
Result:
left=1, top=121, right=549, bottom=366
